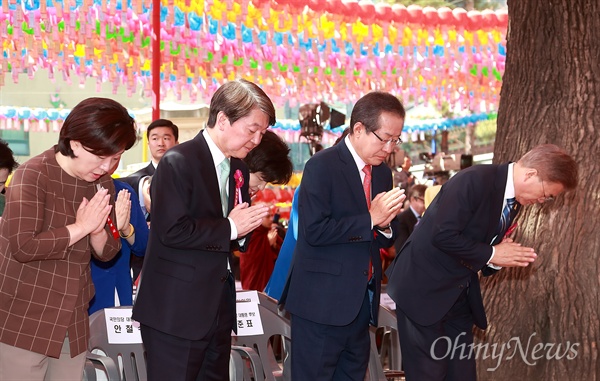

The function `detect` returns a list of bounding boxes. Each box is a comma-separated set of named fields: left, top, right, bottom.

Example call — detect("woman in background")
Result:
left=0, top=97, right=137, bottom=380
left=88, top=160, right=149, bottom=315
left=0, top=139, right=19, bottom=216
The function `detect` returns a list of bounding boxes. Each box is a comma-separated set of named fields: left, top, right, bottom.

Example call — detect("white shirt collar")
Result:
left=504, top=162, right=516, bottom=200
left=409, top=205, right=421, bottom=219
left=203, top=129, right=227, bottom=169
left=344, top=135, right=368, bottom=180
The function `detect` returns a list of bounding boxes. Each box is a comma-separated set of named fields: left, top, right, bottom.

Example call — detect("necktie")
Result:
left=497, top=197, right=517, bottom=238
left=362, top=165, right=372, bottom=208
left=484, top=198, right=520, bottom=276
left=218, top=159, right=230, bottom=217
left=362, top=165, right=373, bottom=279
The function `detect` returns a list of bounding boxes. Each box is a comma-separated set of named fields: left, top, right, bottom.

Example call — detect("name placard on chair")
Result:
left=104, top=307, right=143, bottom=344
left=235, top=291, right=264, bottom=337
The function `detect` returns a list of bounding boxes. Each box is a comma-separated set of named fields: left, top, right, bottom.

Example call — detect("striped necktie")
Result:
left=497, top=197, right=517, bottom=237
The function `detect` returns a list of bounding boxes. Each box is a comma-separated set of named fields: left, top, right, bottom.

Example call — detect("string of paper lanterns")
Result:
left=1, top=0, right=507, bottom=124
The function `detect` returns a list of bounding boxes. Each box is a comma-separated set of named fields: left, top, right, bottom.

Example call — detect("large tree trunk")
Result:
left=477, top=0, right=600, bottom=380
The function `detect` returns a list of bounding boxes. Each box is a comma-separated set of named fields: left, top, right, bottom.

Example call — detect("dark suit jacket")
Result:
left=121, top=162, right=154, bottom=195
left=386, top=163, right=509, bottom=329
left=280, top=141, right=400, bottom=327
left=132, top=131, right=251, bottom=340
left=393, top=207, right=419, bottom=254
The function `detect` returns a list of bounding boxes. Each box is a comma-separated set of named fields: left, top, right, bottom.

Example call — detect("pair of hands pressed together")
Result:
left=369, top=187, right=406, bottom=228
left=492, top=237, right=537, bottom=268
left=228, top=202, right=270, bottom=238
left=72, top=188, right=132, bottom=241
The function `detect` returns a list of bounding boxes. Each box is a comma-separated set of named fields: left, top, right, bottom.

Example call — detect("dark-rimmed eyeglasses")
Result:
left=370, top=130, right=402, bottom=147
left=540, top=180, right=555, bottom=202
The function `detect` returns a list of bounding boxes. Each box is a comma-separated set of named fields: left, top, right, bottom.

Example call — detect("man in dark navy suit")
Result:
left=281, top=92, right=406, bottom=380
left=121, top=118, right=179, bottom=204
left=132, top=80, right=274, bottom=381
left=122, top=119, right=179, bottom=280
left=393, top=183, right=427, bottom=254
left=386, top=144, right=578, bottom=381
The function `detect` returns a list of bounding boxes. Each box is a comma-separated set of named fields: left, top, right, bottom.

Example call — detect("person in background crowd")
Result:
left=394, top=154, right=415, bottom=195
left=280, top=91, right=406, bottom=380
left=392, top=184, right=428, bottom=255
left=264, top=187, right=299, bottom=300
left=88, top=160, right=149, bottom=315
left=132, top=79, right=274, bottom=381
left=0, top=97, right=137, bottom=380
left=0, top=139, right=18, bottom=216
left=424, top=170, right=450, bottom=209
left=243, top=130, right=293, bottom=198
left=240, top=202, right=282, bottom=291
left=122, top=119, right=178, bottom=281
left=140, top=175, right=152, bottom=225
left=121, top=118, right=179, bottom=205
left=229, top=130, right=293, bottom=280
left=386, top=144, right=578, bottom=381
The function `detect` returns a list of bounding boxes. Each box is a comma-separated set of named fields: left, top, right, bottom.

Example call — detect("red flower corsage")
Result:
left=234, top=169, right=244, bottom=206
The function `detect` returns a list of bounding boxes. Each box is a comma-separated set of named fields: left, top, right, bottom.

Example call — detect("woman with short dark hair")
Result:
left=0, top=97, right=138, bottom=380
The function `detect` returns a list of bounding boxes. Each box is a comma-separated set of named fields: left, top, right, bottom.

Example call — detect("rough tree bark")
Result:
left=477, top=0, right=600, bottom=380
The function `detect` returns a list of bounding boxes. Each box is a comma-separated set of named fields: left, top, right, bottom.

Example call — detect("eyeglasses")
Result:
left=413, top=196, right=425, bottom=202
left=540, top=180, right=555, bottom=202
left=370, top=130, right=402, bottom=147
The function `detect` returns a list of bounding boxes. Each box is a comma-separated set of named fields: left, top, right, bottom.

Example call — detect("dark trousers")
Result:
left=290, top=289, right=371, bottom=381
left=396, top=288, right=477, bottom=381
left=141, top=279, right=235, bottom=381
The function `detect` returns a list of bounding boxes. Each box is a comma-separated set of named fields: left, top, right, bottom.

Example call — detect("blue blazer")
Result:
left=132, top=131, right=251, bottom=340
left=280, top=141, right=399, bottom=326
left=89, top=180, right=149, bottom=314
left=264, top=186, right=299, bottom=301
left=386, top=163, right=510, bottom=329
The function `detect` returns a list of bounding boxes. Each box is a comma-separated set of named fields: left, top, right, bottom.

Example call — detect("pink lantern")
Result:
left=406, top=4, right=423, bottom=24
left=437, top=7, right=452, bottom=26
left=309, top=0, right=325, bottom=13
left=467, top=10, right=482, bottom=30
left=375, top=3, right=393, bottom=24
left=391, top=4, right=408, bottom=24
left=452, top=8, right=468, bottom=28
left=341, top=0, right=360, bottom=18
left=496, top=9, right=508, bottom=28
left=422, top=6, right=439, bottom=26
left=481, top=9, right=498, bottom=29
left=326, top=0, right=343, bottom=15
left=358, top=1, right=375, bottom=24
left=288, top=0, right=307, bottom=10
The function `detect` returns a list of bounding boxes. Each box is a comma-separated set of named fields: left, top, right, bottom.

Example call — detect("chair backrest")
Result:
left=234, top=294, right=292, bottom=381
left=376, top=305, right=403, bottom=371
left=88, top=306, right=147, bottom=381
left=231, top=345, right=266, bottom=381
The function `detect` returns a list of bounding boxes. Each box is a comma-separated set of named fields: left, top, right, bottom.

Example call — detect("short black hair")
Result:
left=243, top=130, right=293, bottom=185
left=349, top=92, right=405, bottom=134
left=146, top=119, right=179, bottom=141
left=55, top=97, right=137, bottom=158
left=0, top=139, right=18, bottom=172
